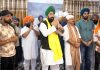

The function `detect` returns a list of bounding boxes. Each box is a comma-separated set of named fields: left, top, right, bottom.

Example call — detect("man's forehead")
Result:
left=83, top=12, right=89, bottom=14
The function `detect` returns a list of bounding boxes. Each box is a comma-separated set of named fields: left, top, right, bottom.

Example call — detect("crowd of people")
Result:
left=0, top=6, right=100, bottom=70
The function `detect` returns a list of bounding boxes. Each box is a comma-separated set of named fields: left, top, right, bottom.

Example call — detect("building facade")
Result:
left=63, top=0, right=100, bottom=21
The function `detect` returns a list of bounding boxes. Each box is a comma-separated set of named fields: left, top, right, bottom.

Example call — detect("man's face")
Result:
left=48, top=12, right=54, bottom=22
left=82, top=12, right=89, bottom=20
left=92, top=16, right=99, bottom=25
left=68, top=18, right=75, bottom=25
left=12, top=19, right=19, bottom=26
left=39, top=17, right=43, bottom=22
left=3, top=14, right=12, bottom=24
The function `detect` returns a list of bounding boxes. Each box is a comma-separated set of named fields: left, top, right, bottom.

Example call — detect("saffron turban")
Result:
left=23, top=16, right=34, bottom=25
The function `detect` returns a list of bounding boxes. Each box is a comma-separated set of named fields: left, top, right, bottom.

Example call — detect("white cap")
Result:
left=63, top=11, right=69, bottom=17
left=66, top=15, right=74, bottom=20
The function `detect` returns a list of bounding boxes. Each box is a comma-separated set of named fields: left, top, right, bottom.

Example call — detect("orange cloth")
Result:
left=23, top=16, right=34, bottom=25
left=94, top=19, right=100, bottom=34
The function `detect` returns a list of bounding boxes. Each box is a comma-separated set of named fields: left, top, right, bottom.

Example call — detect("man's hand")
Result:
left=97, top=36, right=100, bottom=41
left=58, top=24, right=64, bottom=31
left=75, top=42, right=80, bottom=48
left=10, top=35, right=18, bottom=43
left=51, top=19, right=59, bottom=28
left=29, top=23, right=33, bottom=30
left=97, top=47, right=100, bottom=52
left=87, top=40, right=93, bottom=46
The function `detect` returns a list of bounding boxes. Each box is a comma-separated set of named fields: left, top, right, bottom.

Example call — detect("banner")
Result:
left=28, top=0, right=63, bottom=18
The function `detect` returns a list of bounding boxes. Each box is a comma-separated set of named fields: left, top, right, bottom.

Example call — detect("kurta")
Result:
left=39, top=22, right=63, bottom=66
left=21, top=25, right=38, bottom=60
left=63, top=25, right=81, bottom=66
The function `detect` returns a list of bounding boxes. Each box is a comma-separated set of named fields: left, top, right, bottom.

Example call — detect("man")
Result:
left=63, top=15, right=81, bottom=70
left=12, top=16, right=23, bottom=69
left=36, top=15, right=44, bottom=70
left=76, top=8, right=94, bottom=70
left=39, top=6, right=63, bottom=70
left=91, top=14, right=100, bottom=70
left=0, top=10, right=18, bottom=70
left=21, top=16, right=39, bottom=70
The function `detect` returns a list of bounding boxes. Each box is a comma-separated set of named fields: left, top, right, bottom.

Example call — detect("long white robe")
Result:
left=21, top=25, right=38, bottom=60
left=63, top=25, right=81, bottom=65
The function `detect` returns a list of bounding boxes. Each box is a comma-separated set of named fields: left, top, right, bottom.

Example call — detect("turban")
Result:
left=23, top=16, right=34, bottom=25
left=38, top=15, right=44, bottom=20
left=91, top=14, right=99, bottom=19
left=12, top=16, right=19, bottom=21
left=80, top=8, right=90, bottom=16
left=66, top=15, right=74, bottom=20
left=45, top=6, right=55, bottom=16
left=1, top=10, right=13, bottom=16
left=63, top=11, right=69, bottom=17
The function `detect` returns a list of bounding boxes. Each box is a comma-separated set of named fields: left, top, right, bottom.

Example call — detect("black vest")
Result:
left=40, top=20, right=51, bottom=50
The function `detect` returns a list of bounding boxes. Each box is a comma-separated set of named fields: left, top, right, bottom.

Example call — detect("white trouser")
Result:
left=23, top=59, right=36, bottom=70
left=42, top=64, right=59, bottom=70
left=65, top=65, right=74, bottom=70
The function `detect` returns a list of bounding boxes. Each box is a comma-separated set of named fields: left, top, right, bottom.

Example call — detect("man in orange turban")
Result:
left=21, top=16, right=39, bottom=70
left=92, top=14, right=100, bottom=70
left=23, top=16, right=34, bottom=26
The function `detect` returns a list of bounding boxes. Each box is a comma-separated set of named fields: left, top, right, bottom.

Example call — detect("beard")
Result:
left=48, top=17, right=54, bottom=22
left=93, top=20, right=98, bottom=25
left=83, top=16, right=88, bottom=20
left=4, top=19, right=12, bottom=24
left=25, top=23, right=31, bottom=28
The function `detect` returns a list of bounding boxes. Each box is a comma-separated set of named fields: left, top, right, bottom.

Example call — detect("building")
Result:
left=0, top=0, right=27, bottom=24
left=63, top=0, right=100, bottom=21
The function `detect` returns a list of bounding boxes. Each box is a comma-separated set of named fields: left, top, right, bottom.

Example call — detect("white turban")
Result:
left=63, top=11, right=69, bottom=17
left=66, top=15, right=74, bottom=20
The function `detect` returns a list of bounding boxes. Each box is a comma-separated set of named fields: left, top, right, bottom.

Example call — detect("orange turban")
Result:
left=23, top=16, right=34, bottom=25
left=94, top=19, right=100, bottom=34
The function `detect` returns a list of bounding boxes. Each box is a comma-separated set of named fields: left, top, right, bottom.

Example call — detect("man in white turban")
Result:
left=63, top=15, right=81, bottom=70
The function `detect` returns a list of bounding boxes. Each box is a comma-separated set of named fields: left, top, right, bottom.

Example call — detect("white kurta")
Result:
left=21, top=25, right=38, bottom=60
left=39, top=22, right=63, bottom=66
left=94, top=29, right=100, bottom=53
left=63, top=25, right=81, bottom=65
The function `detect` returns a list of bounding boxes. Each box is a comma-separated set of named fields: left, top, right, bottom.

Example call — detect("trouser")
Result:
left=15, top=46, right=23, bottom=68
left=42, top=64, right=59, bottom=70
left=23, top=59, right=36, bottom=70
left=1, top=56, right=15, bottom=70
left=80, top=43, right=93, bottom=70
left=66, top=65, right=74, bottom=70
left=95, top=51, right=100, bottom=70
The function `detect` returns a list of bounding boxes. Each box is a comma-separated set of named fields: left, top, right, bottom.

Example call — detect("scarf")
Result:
left=67, top=24, right=80, bottom=70
left=45, top=18, right=63, bottom=61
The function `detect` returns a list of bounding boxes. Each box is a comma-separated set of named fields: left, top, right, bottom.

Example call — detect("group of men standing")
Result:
left=0, top=5, right=100, bottom=70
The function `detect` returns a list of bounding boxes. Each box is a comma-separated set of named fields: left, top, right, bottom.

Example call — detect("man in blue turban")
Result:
left=76, top=8, right=94, bottom=70
left=80, top=8, right=90, bottom=16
